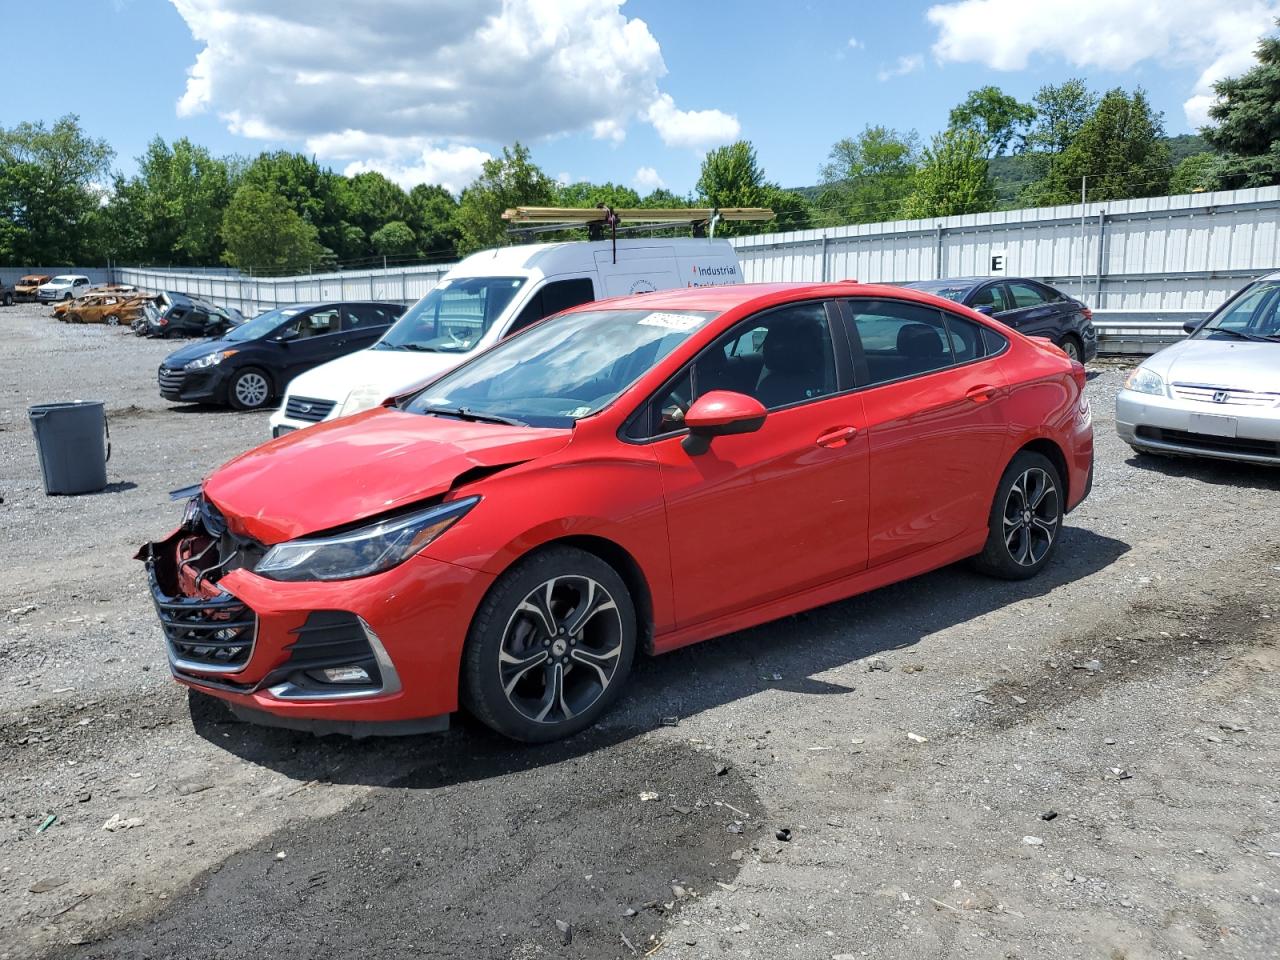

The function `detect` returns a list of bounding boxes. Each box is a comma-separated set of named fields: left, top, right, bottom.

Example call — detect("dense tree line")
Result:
left=2, top=22, right=1277, bottom=273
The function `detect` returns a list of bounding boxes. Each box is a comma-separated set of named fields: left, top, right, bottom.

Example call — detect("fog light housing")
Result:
left=312, top=665, right=372, bottom=685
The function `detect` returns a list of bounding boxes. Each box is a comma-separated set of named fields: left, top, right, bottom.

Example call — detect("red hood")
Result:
left=203, top=408, right=571, bottom=543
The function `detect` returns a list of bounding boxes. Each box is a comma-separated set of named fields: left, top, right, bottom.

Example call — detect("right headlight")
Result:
left=254, top=496, right=479, bottom=582
left=1123, top=366, right=1165, bottom=396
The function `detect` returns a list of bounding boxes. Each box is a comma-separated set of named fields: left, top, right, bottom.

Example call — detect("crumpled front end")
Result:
left=138, top=491, right=489, bottom=736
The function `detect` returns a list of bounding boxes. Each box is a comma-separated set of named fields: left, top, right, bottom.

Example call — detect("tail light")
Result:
left=1081, top=306, right=1093, bottom=322
left=1071, top=360, right=1087, bottom=392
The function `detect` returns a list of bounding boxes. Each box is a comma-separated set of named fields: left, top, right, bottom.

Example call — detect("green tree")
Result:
left=454, top=143, right=556, bottom=255
left=695, top=141, right=785, bottom=236
left=1203, top=21, right=1280, bottom=187
left=407, top=183, right=460, bottom=258
left=1027, top=79, right=1098, bottom=154
left=902, top=127, right=996, bottom=219
left=341, top=170, right=411, bottom=253
left=1024, top=88, right=1170, bottom=204
left=556, top=180, right=643, bottom=210
left=239, top=151, right=349, bottom=263
left=948, top=86, right=1036, bottom=158
left=817, top=126, right=919, bottom=224
left=1170, top=153, right=1222, bottom=194
left=370, top=220, right=417, bottom=258
left=0, top=114, right=113, bottom=264
left=221, top=184, right=325, bottom=274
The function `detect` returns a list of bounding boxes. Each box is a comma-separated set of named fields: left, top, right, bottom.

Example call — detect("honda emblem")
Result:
left=1212, top=391, right=1229, bottom=403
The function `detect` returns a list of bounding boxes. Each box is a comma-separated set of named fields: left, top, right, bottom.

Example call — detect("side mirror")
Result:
left=974, top=304, right=996, bottom=316
left=1182, top=319, right=1200, bottom=335
left=275, top=327, right=298, bottom=343
left=681, top=390, right=767, bottom=455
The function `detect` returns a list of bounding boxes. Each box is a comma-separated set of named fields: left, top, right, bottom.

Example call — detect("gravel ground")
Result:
left=1, top=301, right=1277, bottom=960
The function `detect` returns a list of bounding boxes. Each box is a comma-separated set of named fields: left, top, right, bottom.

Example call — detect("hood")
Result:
left=203, top=407, right=572, bottom=543
left=1146, top=338, right=1280, bottom=393
left=286, top=346, right=466, bottom=403
left=161, top=337, right=229, bottom=368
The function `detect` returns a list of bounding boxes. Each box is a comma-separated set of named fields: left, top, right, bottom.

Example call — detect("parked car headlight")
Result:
left=1123, top=366, right=1165, bottom=396
left=185, top=350, right=237, bottom=371
left=339, top=384, right=388, bottom=417
left=254, top=497, right=480, bottom=581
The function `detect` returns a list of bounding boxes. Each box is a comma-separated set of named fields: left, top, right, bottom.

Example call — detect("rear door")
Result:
left=997, top=281, right=1060, bottom=340
left=840, top=298, right=1010, bottom=567
left=342, top=303, right=400, bottom=348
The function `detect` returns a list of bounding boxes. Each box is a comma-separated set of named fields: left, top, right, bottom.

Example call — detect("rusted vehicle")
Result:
left=14, top=275, right=50, bottom=302
left=65, top=292, right=155, bottom=326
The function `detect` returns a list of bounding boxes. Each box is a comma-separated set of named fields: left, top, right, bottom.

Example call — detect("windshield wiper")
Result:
left=377, top=342, right=439, bottom=352
left=1206, top=327, right=1270, bottom=343
left=421, top=405, right=528, bottom=427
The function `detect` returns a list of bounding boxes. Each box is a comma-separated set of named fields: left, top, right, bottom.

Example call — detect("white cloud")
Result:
left=847, top=35, right=863, bottom=50
left=633, top=165, right=665, bottom=190
left=646, top=93, right=741, bottom=150
left=877, top=54, right=924, bottom=82
left=169, top=0, right=739, bottom=181
left=926, top=0, right=1280, bottom=126
left=341, top=143, right=492, bottom=194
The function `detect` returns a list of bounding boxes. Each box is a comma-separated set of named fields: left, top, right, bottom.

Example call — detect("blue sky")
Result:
left=2, top=0, right=1274, bottom=195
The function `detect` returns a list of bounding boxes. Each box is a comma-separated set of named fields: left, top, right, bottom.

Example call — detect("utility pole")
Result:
left=1079, top=175, right=1088, bottom=301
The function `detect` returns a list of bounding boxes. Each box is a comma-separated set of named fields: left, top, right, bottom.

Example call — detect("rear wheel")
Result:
left=462, top=546, right=636, bottom=743
left=2, top=292, right=12, bottom=306
left=971, top=451, right=1063, bottom=580
left=1058, top=335, right=1082, bottom=363
left=228, top=367, right=272, bottom=410
left=67, top=312, right=82, bottom=324
left=104, top=314, right=121, bottom=327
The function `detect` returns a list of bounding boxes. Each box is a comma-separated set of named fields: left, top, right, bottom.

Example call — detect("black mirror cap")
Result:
left=680, top=413, right=767, bottom=455
left=1182, top=319, right=1200, bottom=335
left=974, top=304, right=996, bottom=316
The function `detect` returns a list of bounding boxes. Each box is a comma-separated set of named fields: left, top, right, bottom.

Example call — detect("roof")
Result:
left=587, top=281, right=968, bottom=315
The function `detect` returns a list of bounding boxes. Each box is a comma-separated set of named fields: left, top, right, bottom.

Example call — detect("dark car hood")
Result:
left=161, top=338, right=231, bottom=368
left=203, top=408, right=572, bottom=544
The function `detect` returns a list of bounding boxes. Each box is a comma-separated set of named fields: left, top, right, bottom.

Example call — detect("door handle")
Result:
left=965, top=384, right=999, bottom=404
left=816, top=425, right=858, bottom=448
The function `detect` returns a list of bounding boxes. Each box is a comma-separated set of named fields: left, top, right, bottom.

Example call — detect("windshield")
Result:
left=1196, top=281, right=1280, bottom=342
left=51, top=276, right=77, bottom=284
left=377, top=277, right=526, bottom=354
left=405, top=307, right=718, bottom=428
left=224, top=306, right=301, bottom=342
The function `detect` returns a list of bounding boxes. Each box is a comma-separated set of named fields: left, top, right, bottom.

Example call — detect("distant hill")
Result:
left=788, top=135, right=1212, bottom=207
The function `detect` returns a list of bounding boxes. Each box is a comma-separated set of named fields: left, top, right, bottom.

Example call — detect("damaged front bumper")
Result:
left=138, top=499, right=491, bottom=736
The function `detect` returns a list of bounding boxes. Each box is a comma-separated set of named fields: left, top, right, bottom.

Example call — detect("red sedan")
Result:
left=140, top=283, right=1093, bottom=742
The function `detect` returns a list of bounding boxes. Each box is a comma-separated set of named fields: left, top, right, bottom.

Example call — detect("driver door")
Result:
left=637, top=300, right=870, bottom=628
left=278, top=308, right=345, bottom=378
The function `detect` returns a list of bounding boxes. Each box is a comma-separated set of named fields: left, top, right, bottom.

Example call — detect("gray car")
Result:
left=1116, top=272, right=1280, bottom=466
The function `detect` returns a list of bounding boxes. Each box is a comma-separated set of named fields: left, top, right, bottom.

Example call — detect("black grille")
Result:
left=285, top=395, right=337, bottom=422
left=151, top=587, right=257, bottom=673
left=259, top=611, right=381, bottom=691
left=158, top=366, right=186, bottom=396
left=1136, top=426, right=1280, bottom=458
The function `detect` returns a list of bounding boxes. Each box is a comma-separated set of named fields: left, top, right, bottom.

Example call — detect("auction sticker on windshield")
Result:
left=638, top=312, right=706, bottom=331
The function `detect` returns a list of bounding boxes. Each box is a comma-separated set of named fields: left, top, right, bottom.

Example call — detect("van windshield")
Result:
left=376, top=277, right=526, bottom=354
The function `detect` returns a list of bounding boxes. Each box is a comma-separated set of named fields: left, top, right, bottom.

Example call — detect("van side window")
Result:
left=507, top=278, right=596, bottom=336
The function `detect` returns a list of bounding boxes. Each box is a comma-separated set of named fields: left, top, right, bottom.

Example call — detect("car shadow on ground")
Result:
left=190, top=525, right=1130, bottom=789
left=1124, top=452, right=1280, bottom=492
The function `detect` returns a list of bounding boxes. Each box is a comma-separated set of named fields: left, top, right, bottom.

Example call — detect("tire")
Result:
left=62, top=292, right=72, bottom=301
left=1058, top=335, right=1083, bottom=363
left=971, top=451, right=1064, bottom=581
left=228, top=367, right=273, bottom=410
left=67, top=312, right=82, bottom=324
left=2, top=292, right=12, bottom=306
left=104, top=314, right=120, bottom=327
left=461, top=546, right=637, bottom=743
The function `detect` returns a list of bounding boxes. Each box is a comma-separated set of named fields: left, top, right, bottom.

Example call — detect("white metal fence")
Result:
left=104, top=185, right=1279, bottom=353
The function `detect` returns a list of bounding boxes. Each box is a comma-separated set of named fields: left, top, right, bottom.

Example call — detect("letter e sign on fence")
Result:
left=990, top=252, right=1007, bottom=275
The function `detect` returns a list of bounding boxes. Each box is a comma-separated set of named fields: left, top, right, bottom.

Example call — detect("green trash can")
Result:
left=28, top=401, right=111, bottom=495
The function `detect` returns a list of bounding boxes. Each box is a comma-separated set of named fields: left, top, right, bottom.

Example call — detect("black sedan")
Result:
left=143, top=292, right=245, bottom=338
left=903, top=277, right=1097, bottom=363
left=158, top=301, right=405, bottom=410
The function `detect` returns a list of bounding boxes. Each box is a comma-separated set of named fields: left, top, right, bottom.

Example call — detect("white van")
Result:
left=268, top=237, right=743, bottom=437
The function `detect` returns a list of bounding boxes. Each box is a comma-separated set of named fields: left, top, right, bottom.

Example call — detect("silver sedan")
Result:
left=1116, top=273, right=1280, bottom=466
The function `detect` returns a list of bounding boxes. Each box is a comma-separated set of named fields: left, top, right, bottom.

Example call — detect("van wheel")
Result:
left=971, top=451, right=1063, bottom=580
left=462, top=546, right=636, bottom=743
left=229, top=367, right=272, bottom=410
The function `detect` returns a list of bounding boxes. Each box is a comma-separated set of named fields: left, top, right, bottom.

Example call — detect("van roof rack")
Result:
left=501, top=205, right=773, bottom=262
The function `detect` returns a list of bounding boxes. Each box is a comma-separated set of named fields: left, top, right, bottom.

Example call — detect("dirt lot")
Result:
left=1, top=301, right=1277, bottom=960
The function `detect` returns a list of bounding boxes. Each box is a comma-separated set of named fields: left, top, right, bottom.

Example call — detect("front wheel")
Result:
left=228, top=367, right=272, bottom=410
left=971, top=451, right=1064, bottom=580
left=2, top=292, right=12, bottom=306
left=104, top=314, right=121, bottom=327
left=462, top=546, right=637, bottom=743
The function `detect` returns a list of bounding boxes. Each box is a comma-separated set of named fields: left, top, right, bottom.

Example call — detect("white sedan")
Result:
left=1117, top=272, right=1280, bottom=466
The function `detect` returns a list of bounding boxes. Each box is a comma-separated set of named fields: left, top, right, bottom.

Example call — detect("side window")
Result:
left=507, top=278, right=596, bottom=336
left=282, top=309, right=340, bottom=340
left=344, top=304, right=396, bottom=329
left=980, top=323, right=1010, bottom=355
left=970, top=284, right=1005, bottom=312
left=846, top=299, right=954, bottom=386
left=626, top=301, right=838, bottom=439
left=943, top=313, right=988, bottom=364
left=1005, top=282, right=1047, bottom=310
